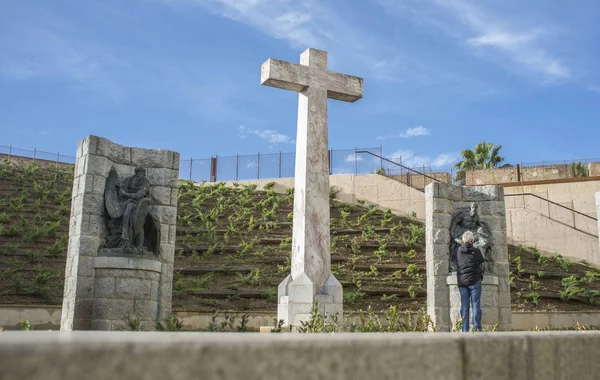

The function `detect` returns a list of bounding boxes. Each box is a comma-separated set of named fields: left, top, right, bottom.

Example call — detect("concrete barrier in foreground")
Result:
left=2, top=331, right=600, bottom=379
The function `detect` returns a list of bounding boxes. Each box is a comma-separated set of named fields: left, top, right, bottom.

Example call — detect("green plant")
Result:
left=239, top=238, right=256, bottom=256
left=329, top=186, right=341, bottom=202
left=157, top=315, right=184, bottom=331
left=13, top=273, right=23, bottom=293
left=381, top=294, right=397, bottom=301
left=343, top=290, right=365, bottom=304
left=559, top=276, right=584, bottom=302
left=357, top=206, right=378, bottom=226
left=361, top=225, right=375, bottom=240
left=369, top=265, right=379, bottom=276
left=408, top=284, right=418, bottom=299
left=271, top=319, right=286, bottom=333
left=0, top=212, right=9, bottom=224
left=237, top=314, right=250, bottom=332
left=350, top=236, right=361, bottom=255
left=124, top=314, right=145, bottom=331
left=297, top=302, right=340, bottom=333
left=373, top=241, right=387, bottom=263
left=34, top=267, right=53, bottom=286
left=530, top=246, right=542, bottom=260
left=0, top=243, right=18, bottom=255
left=21, top=319, right=33, bottom=331
left=381, top=209, right=393, bottom=227
left=0, top=223, right=24, bottom=237
left=453, top=317, right=464, bottom=332
left=524, top=292, right=539, bottom=306
left=554, top=255, right=573, bottom=272
left=512, top=256, right=525, bottom=276
left=48, top=235, right=69, bottom=256
left=191, top=273, right=216, bottom=289
left=401, top=249, right=417, bottom=264
left=454, top=141, right=504, bottom=183
left=571, top=162, right=588, bottom=177
left=279, top=237, right=292, bottom=251
left=390, top=221, right=403, bottom=236
left=277, top=256, right=291, bottom=274
left=237, top=269, right=264, bottom=286
left=582, top=289, right=600, bottom=305
left=403, top=224, right=424, bottom=248
left=405, top=264, right=421, bottom=280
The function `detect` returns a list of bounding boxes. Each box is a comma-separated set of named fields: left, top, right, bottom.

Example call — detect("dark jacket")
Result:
left=456, top=243, right=484, bottom=287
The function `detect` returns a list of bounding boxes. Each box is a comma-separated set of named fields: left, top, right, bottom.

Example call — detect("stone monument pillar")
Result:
left=425, top=182, right=511, bottom=331
left=61, top=136, right=179, bottom=331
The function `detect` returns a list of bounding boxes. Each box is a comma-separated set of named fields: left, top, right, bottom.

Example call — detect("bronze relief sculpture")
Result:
left=103, top=166, right=161, bottom=255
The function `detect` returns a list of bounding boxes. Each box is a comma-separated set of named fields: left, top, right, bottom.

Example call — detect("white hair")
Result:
left=462, top=231, right=474, bottom=244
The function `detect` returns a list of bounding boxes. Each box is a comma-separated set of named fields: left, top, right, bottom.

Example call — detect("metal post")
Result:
left=189, top=158, right=193, bottom=181
left=235, top=154, right=239, bottom=182
left=209, top=157, right=216, bottom=182
left=547, top=190, right=551, bottom=218
left=278, top=151, right=282, bottom=178
left=572, top=200, right=576, bottom=229
left=328, top=149, right=332, bottom=175
left=33, top=148, right=36, bottom=163
left=56, top=152, right=60, bottom=170
left=257, top=153, right=260, bottom=180
left=354, top=147, right=357, bottom=175
left=8, top=145, right=12, bottom=162
left=379, top=145, right=383, bottom=171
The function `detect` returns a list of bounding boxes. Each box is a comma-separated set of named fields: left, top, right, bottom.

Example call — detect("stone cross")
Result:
left=261, top=48, right=363, bottom=326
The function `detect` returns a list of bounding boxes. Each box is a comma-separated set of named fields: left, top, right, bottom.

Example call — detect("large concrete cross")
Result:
left=261, top=48, right=363, bottom=326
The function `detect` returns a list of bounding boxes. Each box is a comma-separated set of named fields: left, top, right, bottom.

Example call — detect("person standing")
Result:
left=456, top=230, right=484, bottom=332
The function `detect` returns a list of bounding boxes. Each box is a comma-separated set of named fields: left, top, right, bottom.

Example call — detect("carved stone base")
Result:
left=91, top=256, right=162, bottom=331
left=277, top=273, right=343, bottom=328
left=446, top=275, right=511, bottom=331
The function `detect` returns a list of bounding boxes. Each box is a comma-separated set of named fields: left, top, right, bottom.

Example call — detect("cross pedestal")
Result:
left=261, top=48, right=363, bottom=327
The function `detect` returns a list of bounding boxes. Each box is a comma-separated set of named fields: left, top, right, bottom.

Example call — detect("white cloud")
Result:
left=377, top=126, right=431, bottom=140
left=38, top=130, right=51, bottom=136
left=378, top=0, right=571, bottom=81
left=388, top=150, right=457, bottom=169
left=345, top=153, right=362, bottom=163
left=238, top=125, right=294, bottom=144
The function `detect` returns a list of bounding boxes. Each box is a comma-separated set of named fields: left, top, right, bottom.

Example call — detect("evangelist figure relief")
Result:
left=449, top=202, right=493, bottom=274
left=103, top=166, right=161, bottom=255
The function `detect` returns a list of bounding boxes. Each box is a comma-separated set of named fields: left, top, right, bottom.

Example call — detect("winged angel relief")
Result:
left=103, top=166, right=161, bottom=255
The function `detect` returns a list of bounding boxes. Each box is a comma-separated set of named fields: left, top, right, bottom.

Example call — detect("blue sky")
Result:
left=1, top=0, right=599, bottom=174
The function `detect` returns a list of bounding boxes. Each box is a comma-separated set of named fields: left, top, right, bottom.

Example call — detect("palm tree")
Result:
left=454, top=142, right=504, bottom=184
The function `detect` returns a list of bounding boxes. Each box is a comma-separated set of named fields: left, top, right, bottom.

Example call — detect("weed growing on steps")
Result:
left=207, top=311, right=250, bottom=332
left=298, top=303, right=436, bottom=333
left=156, top=315, right=185, bottom=332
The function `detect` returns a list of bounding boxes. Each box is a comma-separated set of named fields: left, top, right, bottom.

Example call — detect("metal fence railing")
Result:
left=4, top=142, right=599, bottom=185
left=505, top=193, right=598, bottom=237
left=1, top=144, right=387, bottom=182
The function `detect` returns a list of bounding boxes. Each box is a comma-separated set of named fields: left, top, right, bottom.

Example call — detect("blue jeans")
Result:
left=459, top=280, right=482, bottom=332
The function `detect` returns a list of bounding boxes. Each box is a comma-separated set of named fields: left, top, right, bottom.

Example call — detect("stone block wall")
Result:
left=596, top=192, right=600, bottom=256
left=61, top=136, right=179, bottom=331
left=425, top=182, right=511, bottom=331
left=590, top=163, right=600, bottom=177
left=91, top=257, right=162, bottom=330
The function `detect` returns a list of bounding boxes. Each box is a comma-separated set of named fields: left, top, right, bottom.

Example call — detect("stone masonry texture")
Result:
left=4, top=331, right=600, bottom=380
left=61, top=135, right=179, bottom=331
left=426, top=182, right=511, bottom=332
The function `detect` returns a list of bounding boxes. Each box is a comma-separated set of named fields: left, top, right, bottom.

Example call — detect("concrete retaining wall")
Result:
left=228, top=174, right=427, bottom=220
left=3, top=306, right=600, bottom=332
left=3, top=331, right=600, bottom=380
